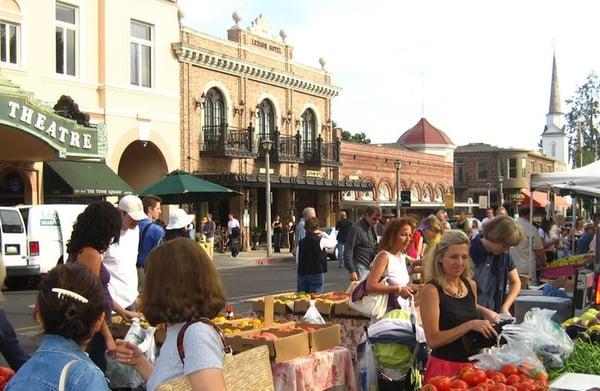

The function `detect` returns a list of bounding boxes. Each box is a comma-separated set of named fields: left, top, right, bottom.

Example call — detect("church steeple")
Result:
left=548, top=51, right=563, bottom=115
left=541, top=50, right=568, bottom=165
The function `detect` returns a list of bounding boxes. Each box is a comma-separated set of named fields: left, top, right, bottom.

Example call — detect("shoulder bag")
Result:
left=58, top=359, right=79, bottom=391
left=156, top=318, right=274, bottom=391
left=348, top=252, right=391, bottom=319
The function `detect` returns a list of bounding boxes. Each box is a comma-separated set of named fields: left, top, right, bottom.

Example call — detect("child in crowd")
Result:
left=7, top=264, right=109, bottom=390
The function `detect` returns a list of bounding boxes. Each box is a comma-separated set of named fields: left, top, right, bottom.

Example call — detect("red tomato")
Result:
left=505, top=387, right=517, bottom=391
left=463, top=369, right=487, bottom=387
left=430, top=376, right=453, bottom=391
left=506, top=375, right=521, bottom=385
left=501, top=365, right=519, bottom=377
left=485, top=370, right=498, bottom=379
left=519, top=375, right=534, bottom=384
left=492, top=373, right=507, bottom=384
left=422, top=385, right=438, bottom=391
left=459, top=364, right=475, bottom=377
left=489, top=384, right=507, bottom=391
left=535, top=372, right=548, bottom=383
left=515, top=383, right=535, bottom=391
left=451, top=379, right=469, bottom=389
left=469, top=386, right=487, bottom=391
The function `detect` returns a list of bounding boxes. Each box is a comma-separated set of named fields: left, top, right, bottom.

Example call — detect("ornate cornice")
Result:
left=172, top=43, right=341, bottom=99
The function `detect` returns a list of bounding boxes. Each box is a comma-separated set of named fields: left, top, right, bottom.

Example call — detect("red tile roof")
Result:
left=396, top=118, right=454, bottom=146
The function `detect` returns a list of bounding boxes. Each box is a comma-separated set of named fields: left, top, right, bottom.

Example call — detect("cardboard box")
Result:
left=294, top=322, right=341, bottom=353
left=250, top=293, right=296, bottom=315
left=228, top=328, right=310, bottom=363
left=333, top=301, right=370, bottom=319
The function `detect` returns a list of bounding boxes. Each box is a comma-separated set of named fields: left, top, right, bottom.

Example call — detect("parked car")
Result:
left=0, top=207, right=29, bottom=288
left=17, top=204, right=86, bottom=280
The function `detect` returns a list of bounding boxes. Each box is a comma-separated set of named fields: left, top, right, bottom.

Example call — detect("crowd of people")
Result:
left=291, top=203, right=600, bottom=382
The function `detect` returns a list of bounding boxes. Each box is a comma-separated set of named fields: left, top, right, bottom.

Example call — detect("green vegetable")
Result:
left=549, top=339, right=600, bottom=380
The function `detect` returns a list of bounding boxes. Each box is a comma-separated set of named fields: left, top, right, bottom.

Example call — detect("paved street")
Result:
left=0, top=251, right=351, bottom=366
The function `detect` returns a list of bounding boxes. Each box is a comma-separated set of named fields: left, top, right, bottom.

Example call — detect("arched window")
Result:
left=434, top=187, right=444, bottom=202
left=203, top=88, right=225, bottom=137
left=301, top=108, right=316, bottom=150
left=377, top=184, right=390, bottom=201
left=422, top=186, right=432, bottom=202
left=410, top=184, right=420, bottom=202
left=362, top=189, right=373, bottom=200
left=257, top=99, right=274, bottom=141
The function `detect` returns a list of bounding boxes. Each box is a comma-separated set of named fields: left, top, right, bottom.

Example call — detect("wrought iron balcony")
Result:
left=302, top=136, right=341, bottom=167
left=201, top=124, right=257, bottom=158
left=273, top=130, right=302, bottom=163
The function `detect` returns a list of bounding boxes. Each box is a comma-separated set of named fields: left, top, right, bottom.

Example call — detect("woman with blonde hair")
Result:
left=420, top=230, right=498, bottom=382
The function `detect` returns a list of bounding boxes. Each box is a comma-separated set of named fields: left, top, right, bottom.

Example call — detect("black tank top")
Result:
left=430, top=278, right=481, bottom=362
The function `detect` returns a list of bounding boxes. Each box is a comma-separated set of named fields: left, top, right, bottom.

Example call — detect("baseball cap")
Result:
left=166, top=209, right=195, bottom=230
left=118, top=195, right=146, bottom=221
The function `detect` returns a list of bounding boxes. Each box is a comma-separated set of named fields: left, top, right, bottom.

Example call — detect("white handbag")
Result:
left=348, top=277, right=389, bottom=319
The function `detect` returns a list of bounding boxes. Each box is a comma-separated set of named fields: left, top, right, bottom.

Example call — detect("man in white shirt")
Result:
left=509, top=207, right=546, bottom=285
left=104, top=195, right=146, bottom=320
left=481, top=208, right=494, bottom=226
left=227, top=213, right=241, bottom=257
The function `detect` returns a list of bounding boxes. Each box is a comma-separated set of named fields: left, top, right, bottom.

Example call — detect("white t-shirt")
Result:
left=146, top=322, right=224, bottom=391
left=227, top=218, right=240, bottom=235
left=375, top=250, right=410, bottom=307
left=509, top=217, right=543, bottom=277
left=104, top=227, right=139, bottom=309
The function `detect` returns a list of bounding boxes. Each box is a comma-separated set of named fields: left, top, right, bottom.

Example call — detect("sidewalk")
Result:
left=212, top=248, right=294, bottom=270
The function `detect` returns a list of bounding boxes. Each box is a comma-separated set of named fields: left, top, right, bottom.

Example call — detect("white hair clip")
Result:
left=51, top=288, right=89, bottom=304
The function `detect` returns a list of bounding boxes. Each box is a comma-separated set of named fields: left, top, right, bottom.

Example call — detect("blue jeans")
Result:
left=297, top=273, right=325, bottom=293
left=336, top=242, right=345, bottom=267
left=354, top=262, right=370, bottom=280
left=0, top=308, right=28, bottom=370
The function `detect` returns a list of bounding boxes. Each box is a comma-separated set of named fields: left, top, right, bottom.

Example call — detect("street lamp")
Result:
left=486, top=182, right=491, bottom=208
left=498, top=175, right=504, bottom=208
left=261, top=138, right=274, bottom=257
left=394, top=159, right=402, bottom=217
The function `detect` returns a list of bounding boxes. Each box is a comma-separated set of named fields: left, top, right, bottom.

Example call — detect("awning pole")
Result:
left=529, top=186, right=534, bottom=284
left=571, top=196, right=577, bottom=255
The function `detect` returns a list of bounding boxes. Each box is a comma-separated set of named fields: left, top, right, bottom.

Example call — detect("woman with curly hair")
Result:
left=115, top=238, right=227, bottom=390
left=66, top=200, right=121, bottom=372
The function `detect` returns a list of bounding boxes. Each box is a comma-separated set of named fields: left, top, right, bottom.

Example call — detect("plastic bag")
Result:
left=469, top=334, right=546, bottom=379
left=301, top=300, right=325, bottom=324
left=501, top=308, right=573, bottom=368
left=358, top=332, right=379, bottom=391
left=106, top=319, right=157, bottom=388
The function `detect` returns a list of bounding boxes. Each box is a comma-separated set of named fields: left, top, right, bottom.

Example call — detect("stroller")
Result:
left=357, top=309, right=430, bottom=391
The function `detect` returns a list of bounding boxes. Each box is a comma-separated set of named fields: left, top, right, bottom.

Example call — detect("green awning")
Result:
left=44, top=160, right=133, bottom=197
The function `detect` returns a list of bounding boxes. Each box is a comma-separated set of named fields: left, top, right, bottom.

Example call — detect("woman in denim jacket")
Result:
left=6, top=264, right=109, bottom=390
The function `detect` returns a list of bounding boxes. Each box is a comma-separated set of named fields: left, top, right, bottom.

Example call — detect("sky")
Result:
left=178, top=0, right=600, bottom=150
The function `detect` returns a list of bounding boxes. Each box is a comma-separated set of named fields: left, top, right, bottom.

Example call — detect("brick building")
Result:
left=340, top=117, right=455, bottom=219
left=176, top=14, right=368, bottom=241
left=454, top=143, right=566, bottom=216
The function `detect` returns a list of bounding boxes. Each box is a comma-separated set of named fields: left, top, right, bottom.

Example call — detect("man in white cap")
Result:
left=104, top=195, right=146, bottom=321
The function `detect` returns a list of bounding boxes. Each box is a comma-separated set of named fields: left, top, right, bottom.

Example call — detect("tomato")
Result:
left=506, top=375, right=521, bottom=385
left=469, top=386, right=487, bottom=391
left=463, top=369, right=487, bottom=387
left=430, top=376, right=452, bottom=391
left=519, top=375, right=534, bottom=383
left=492, top=373, right=507, bottom=384
left=422, top=385, right=438, bottom=391
left=505, top=387, right=517, bottom=391
left=515, top=383, right=535, bottom=391
left=485, top=370, right=498, bottom=379
left=451, top=379, right=469, bottom=389
left=535, top=372, right=548, bottom=383
left=501, top=365, right=519, bottom=377
left=459, top=363, right=475, bottom=377
left=489, top=384, right=507, bottom=391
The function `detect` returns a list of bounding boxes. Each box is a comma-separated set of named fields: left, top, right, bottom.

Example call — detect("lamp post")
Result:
left=498, top=175, right=504, bottom=208
left=394, top=159, right=402, bottom=217
left=261, top=139, right=274, bottom=257
left=486, top=182, right=491, bottom=208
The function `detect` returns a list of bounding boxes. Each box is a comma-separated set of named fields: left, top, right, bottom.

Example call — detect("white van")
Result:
left=18, top=204, right=86, bottom=276
left=0, top=207, right=29, bottom=279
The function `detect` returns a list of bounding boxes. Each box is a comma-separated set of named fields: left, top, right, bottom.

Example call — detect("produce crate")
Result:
left=227, top=328, right=310, bottom=363
left=542, top=265, right=579, bottom=279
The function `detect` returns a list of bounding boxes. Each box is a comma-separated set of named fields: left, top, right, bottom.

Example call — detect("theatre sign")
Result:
left=0, top=78, right=104, bottom=160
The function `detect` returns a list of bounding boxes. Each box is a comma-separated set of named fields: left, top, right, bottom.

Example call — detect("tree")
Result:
left=341, top=130, right=371, bottom=144
left=564, top=72, right=600, bottom=167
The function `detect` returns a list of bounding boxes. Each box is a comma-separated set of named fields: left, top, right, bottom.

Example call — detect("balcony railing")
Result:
left=201, top=124, right=257, bottom=158
left=302, top=136, right=341, bottom=167
left=274, top=130, right=302, bottom=163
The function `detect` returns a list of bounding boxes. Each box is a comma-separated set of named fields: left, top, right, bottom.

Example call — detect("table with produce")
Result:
left=421, top=307, right=600, bottom=391
left=541, top=254, right=595, bottom=279
left=251, top=291, right=371, bottom=360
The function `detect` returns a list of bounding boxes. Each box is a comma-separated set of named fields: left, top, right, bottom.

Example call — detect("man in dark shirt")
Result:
left=335, top=211, right=353, bottom=268
left=470, top=216, right=523, bottom=315
left=343, top=206, right=381, bottom=281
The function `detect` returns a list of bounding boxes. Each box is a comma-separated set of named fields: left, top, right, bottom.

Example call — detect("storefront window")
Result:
left=130, top=20, right=153, bottom=87
left=0, top=21, right=19, bottom=65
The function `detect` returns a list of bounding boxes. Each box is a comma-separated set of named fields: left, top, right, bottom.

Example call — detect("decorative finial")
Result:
left=177, top=6, right=186, bottom=20
left=279, top=29, right=288, bottom=43
left=318, top=57, right=326, bottom=70
left=232, top=11, right=242, bottom=27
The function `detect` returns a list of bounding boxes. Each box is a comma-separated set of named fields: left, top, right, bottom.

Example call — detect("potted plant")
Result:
left=250, top=226, right=265, bottom=249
